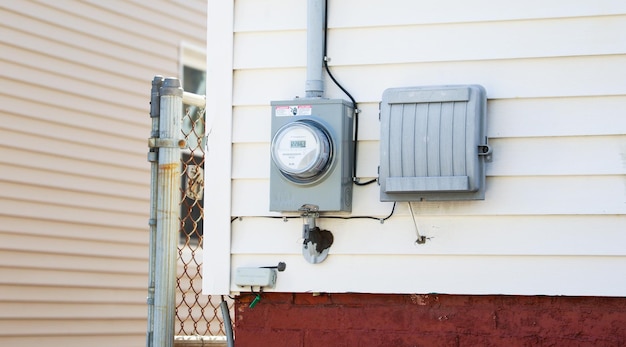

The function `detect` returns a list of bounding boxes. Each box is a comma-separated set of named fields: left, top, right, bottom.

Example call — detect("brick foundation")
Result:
left=234, top=293, right=626, bottom=346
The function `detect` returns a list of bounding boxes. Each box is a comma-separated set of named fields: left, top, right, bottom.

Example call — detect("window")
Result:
left=179, top=43, right=206, bottom=246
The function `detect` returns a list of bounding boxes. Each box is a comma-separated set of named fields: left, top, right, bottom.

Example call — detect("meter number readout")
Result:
left=290, top=140, right=306, bottom=148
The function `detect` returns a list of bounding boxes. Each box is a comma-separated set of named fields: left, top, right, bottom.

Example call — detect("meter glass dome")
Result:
left=271, top=120, right=333, bottom=184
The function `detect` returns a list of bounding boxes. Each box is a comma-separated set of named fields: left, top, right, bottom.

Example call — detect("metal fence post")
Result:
left=146, top=75, right=164, bottom=347
left=153, top=77, right=184, bottom=347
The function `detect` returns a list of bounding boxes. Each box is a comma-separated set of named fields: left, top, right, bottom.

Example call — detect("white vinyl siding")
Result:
left=204, top=1, right=626, bottom=296
left=0, top=1, right=206, bottom=346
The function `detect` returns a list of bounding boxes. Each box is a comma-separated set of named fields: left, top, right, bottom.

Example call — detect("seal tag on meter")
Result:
left=271, top=120, right=333, bottom=184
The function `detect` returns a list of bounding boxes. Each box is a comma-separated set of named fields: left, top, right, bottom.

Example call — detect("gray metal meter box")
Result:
left=270, top=98, right=354, bottom=212
left=379, top=85, right=489, bottom=201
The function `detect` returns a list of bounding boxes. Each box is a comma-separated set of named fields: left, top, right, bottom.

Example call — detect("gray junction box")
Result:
left=379, top=85, right=489, bottom=201
left=269, top=98, right=354, bottom=212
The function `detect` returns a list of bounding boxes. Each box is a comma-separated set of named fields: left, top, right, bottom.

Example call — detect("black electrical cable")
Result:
left=231, top=202, right=396, bottom=224
left=321, top=202, right=396, bottom=222
left=323, top=0, right=377, bottom=186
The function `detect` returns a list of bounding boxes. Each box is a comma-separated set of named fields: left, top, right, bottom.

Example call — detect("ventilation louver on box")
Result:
left=379, top=85, right=489, bottom=201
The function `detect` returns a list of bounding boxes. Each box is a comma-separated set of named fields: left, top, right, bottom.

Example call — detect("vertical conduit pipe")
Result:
left=305, top=0, right=326, bottom=98
left=153, top=77, right=183, bottom=347
left=146, top=76, right=164, bottom=347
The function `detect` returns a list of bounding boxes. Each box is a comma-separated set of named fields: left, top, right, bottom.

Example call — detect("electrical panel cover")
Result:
left=379, top=85, right=489, bottom=201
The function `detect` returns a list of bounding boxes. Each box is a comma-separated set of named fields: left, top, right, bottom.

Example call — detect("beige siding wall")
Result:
left=205, top=0, right=626, bottom=295
left=0, top=1, right=205, bottom=346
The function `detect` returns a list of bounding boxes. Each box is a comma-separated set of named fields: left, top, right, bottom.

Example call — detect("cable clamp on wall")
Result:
left=478, top=142, right=493, bottom=162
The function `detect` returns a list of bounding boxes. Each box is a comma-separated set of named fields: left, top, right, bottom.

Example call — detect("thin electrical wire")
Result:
left=230, top=202, right=396, bottom=224
left=322, top=201, right=396, bottom=222
left=323, top=0, right=376, bottom=186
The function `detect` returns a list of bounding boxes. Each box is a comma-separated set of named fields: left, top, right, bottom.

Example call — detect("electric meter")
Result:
left=269, top=98, right=354, bottom=212
left=271, top=120, right=333, bottom=184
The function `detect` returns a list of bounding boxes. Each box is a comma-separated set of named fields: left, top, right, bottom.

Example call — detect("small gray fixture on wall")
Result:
left=379, top=85, right=490, bottom=202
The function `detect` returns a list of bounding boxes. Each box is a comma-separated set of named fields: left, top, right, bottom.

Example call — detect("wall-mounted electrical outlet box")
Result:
left=234, top=267, right=277, bottom=288
left=379, top=85, right=489, bottom=201
left=269, top=98, right=354, bottom=212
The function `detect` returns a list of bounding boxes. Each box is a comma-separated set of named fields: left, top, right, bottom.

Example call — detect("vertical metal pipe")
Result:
left=305, top=0, right=326, bottom=98
left=153, top=77, right=183, bottom=347
left=146, top=75, right=163, bottom=347
left=220, top=298, right=235, bottom=347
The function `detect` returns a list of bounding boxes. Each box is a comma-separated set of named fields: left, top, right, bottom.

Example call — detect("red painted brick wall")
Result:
left=234, top=293, right=626, bottom=346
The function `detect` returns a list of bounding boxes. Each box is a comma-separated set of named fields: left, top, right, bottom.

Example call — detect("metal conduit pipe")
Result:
left=221, top=298, right=235, bottom=347
left=146, top=75, right=164, bottom=347
left=305, top=0, right=326, bottom=98
left=146, top=76, right=163, bottom=347
left=153, top=77, right=184, bottom=347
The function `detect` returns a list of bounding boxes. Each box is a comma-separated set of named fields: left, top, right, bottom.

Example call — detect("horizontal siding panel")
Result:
left=233, top=30, right=305, bottom=69
left=0, top=302, right=145, bottom=319
left=231, top=135, right=626, bottom=179
left=0, top=163, right=148, bottom=201
left=83, top=0, right=204, bottom=40
left=489, top=95, right=626, bottom=138
left=0, top=42, right=147, bottom=102
left=233, top=55, right=626, bottom=106
left=0, top=267, right=146, bottom=289
left=0, top=284, right=145, bottom=304
left=329, top=15, right=626, bottom=66
left=231, top=253, right=626, bottom=296
left=0, top=60, right=144, bottom=113
left=2, top=77, right=148, bottom=127
left=233, top=68, right=302, bottom=106
left=1, top=111, right=145, bottom=156
left=0, top=4, right=172, bottom=70
left=38, top=0, right=204, bottom=49
left=234, top=0, right=304, bottom=32
left=0, top=80, right=150, bottom=130
left=231, top=215, right=626, bottom=256
left=0, top=128, right=145, bottom=171
left=234, top=15, right=626, bottom=69
left=171, top=0, right=208, bottom=13
left=0, top=94, right=148, bottom=140
left=0, top=238, right=147, bottom=267
left=234, top=0, right=626, bottom=31
left=232, top=106, right=271, bottom=143
left=0, top=216, right=145, bottom=244
left=232, top=143, right=269, bottom=179
left=231, top=175, right=626, bottom=216
left=0, top=198, right=146, bottom=229
left=0, top=147, right=149, bottom=186
left=0, top=319, right=145, bottom=336
left=330, top=0, right=626, bottom=28
left=0, top=22, right=164, bottom=83
left=0, top=181, right=146, bottom=215
left=0, top=1, right=172, bottom=58
left=489, top=136, right=626, bottom=176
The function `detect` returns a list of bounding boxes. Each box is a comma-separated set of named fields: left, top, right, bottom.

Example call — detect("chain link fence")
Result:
left=175, top=96, right=233, bottom=339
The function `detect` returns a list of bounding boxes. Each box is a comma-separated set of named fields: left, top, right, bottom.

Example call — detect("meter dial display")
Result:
left=271, top=120, right=333, bottom=184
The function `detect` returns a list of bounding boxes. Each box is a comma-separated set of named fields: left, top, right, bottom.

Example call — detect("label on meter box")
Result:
left=275, top=105, right=312, bottom=117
